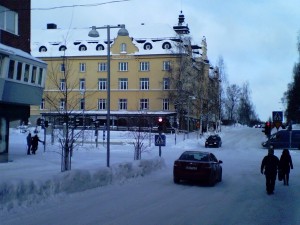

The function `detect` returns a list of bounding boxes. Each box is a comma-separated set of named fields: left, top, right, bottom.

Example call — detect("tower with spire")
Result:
left=173, top=11, right=190, bottom=35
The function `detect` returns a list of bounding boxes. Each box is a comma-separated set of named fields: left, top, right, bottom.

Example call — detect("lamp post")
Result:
left=80, top=89, right=85, bottom=145
left=88, top=24, right=125, bottom=167
left=187, top=96, right=196, bottom=138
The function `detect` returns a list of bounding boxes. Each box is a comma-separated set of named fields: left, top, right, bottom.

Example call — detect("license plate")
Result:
left=186, top=166, right=197, bottom=170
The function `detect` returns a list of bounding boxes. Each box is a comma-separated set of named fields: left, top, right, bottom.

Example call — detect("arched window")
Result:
left=96, top=44, right=105, bottom=51
left=39, top=46, right=47, bottom=52
left=162, top=42, right=172, bottom=49
left=59, top=45, right=67, bottom=51
left=144, top=43, right=152, bottom=50
left=79, top=45, right=87, bottom=51
left=120, top=43, right=127, bottom=52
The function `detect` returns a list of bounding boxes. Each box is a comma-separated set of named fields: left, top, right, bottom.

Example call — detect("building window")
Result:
left=163, top=78, right=170, bottom=90
left=59, top=99, right=65, bottom=110
left=163, top=99, right=169, bottom=110
left=38, top=68, right=43, bottom=85
left=140, top=99, right=149, bottom=110
left=140, top=78, right=149, bottom=90
left=31, top=66, right=37, bottom=84
left=162, top=42, right=172, bottom=49
left=119, top=62, right=128, bottom=71
left=79, top=63, right=86, bottom=72
left=39, top=46, right=47, bottom=52
left=8, top=60, right=15, bottom=79
left=98, top=78, right=107, bottom=90
left=80, top=98, right=85, bottom=110
left=59, top=45, right=67, bottom=51
left=24, top=64, right=30, bottom=82
left=140, top=62, right=150, bottom=71
left=79, top=78, right=85, bottom=91
left=98, top=62, right=107, bottom=72
left=60, top=63, right=65, bottom=72
left=163, top=61, right=171, bottom=71
left=119, top=78, right=128, bottom=90
left=79, top=45, right=87, bottom=51
left=16, top=62, right=22, bottom=81
left=0, top=56, right=3, bottom=76
left=119, top=99, right=127, bottom=110
left=96, top=44, right=105, bottom=51
left=60, top=79, right=66, bottom=91
left=120, top=43, right=127, bottom=52
left=0, top=6, right=18, bottom=35
left=40, top=99, right=45, bottom=110
left=98, top=99, right=106, bottom=110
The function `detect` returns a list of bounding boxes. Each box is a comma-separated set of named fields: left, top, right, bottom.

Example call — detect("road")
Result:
left=2, top=127, right=300, bottom=225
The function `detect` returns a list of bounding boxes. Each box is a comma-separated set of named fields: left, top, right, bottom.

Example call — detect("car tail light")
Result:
left=174, top=161, right=180, bottom=167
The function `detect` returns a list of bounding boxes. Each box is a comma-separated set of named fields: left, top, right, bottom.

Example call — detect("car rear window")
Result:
left=179, top=152, right=209, bottom=161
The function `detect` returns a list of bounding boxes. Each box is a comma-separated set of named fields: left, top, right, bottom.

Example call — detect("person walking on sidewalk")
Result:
left=279, top=149, right=293, bottom=186
left=261, top=147, right=279, bottom=195
left=26, top=132, right=32, bottom=155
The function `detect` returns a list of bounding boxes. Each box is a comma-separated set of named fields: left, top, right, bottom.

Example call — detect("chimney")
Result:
left=47, top=23, right=57, bottom=29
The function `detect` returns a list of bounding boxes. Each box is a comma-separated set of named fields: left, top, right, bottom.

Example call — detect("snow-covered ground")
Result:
left=1, top=125, right=300, bottom=225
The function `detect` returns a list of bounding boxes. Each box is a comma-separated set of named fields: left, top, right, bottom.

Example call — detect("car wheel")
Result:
left=173, top=177, right=180, bottom=184
left=208, top=173, right=216, bottom=186
left=218, top=169, right=222, bottom=182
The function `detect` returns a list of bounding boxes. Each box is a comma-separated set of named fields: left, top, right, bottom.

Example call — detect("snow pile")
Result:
left=0, top=157, right=165, bottom=210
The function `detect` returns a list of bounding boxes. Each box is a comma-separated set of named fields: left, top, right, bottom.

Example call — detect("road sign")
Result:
left=155, top=134, right=166, bottom=146
left=272, top=111, right=283, bottom=122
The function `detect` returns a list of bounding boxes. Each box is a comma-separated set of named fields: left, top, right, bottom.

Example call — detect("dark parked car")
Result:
left=205, top=135, right=222, bottom=148
left=173, top=150, right=223, bottom=186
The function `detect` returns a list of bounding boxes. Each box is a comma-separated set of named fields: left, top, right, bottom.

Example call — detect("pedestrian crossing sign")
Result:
left=272, top=111, right=283, bottom=122
left=155, top=135, right=166, bottom=146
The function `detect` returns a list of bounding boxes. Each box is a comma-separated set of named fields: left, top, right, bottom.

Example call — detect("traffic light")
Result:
left=265, top=122, right=272, bottom=136
left=158, top=117, right=163, bottom=132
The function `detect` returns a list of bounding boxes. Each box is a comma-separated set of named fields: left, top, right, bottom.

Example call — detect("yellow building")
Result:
left=31, top=13, right=220, bottom=131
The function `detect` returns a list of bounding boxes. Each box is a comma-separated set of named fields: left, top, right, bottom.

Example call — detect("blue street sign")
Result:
left=272, top=111, right=283, bottom=122
left=155, top=134, right=166, bottom=146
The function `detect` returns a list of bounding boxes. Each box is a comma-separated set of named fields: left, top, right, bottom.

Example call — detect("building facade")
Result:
left=31, top=13, right=220, bottom=132
left=0, top=0, right=47, bottom=162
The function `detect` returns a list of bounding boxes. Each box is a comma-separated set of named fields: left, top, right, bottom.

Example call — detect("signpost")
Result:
left=272, top=111, right=283, bottom=129
left=155, top=134, right=166, bottom=157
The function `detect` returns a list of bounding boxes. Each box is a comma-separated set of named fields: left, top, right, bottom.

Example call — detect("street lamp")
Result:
left=187, top=96, right=196, bottom=138
left=88, top=24, right=126, bottom=167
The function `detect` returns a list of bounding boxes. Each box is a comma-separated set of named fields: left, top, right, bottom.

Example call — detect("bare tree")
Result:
left=225, top=84, right=241, bottom=122
left=126, top=114, right=151, bottom=160
left=44, top=53, right=95, bottom=172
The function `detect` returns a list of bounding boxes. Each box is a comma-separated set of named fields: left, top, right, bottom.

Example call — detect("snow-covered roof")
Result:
left=31, top=24, right=203, bottom=58
left=0, top=43, right=46, bottom=64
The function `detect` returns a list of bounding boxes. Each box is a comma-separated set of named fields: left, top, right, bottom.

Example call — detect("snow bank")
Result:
left=0, top=157, right=165, bottom=210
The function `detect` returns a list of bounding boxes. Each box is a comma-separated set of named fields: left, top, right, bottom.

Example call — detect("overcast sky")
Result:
left=31, top=0, right=300, bottom=121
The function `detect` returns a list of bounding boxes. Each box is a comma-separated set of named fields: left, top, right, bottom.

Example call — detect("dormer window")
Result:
left=39, top=46, right=47, bottom=52
left=162, top=42, right=172, bottom=49
left=144, top=43, right=152, bottom=50
left=120, top=43, right=127, bottom=53
left=59, top=45, right=67, bottom=51
left=96, top=44, right=105, bottom=51
left=79, top=45, right=87, bottom=51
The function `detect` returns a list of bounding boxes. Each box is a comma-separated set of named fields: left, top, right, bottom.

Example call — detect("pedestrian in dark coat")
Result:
left=26, top=132, right=32, bottom=155
left=279, top=149, right=293, bottom=186
left=261, top=147, right=280, bottom=195
left=31, top=134, right=43, bottom=154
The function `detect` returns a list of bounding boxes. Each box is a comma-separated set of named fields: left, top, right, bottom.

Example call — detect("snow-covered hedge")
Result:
left=0, top=157, right=165, bottom=210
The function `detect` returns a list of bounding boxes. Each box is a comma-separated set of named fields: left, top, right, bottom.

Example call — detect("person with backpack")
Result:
left=261, top=147, right=280, bottom=195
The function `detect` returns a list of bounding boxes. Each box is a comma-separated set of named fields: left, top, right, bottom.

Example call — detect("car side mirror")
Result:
left=219, top=160, right=223, bottom=164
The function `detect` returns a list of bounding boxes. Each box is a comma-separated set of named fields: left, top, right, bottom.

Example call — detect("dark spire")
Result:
left=173, top=11, right=190, bottom=35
